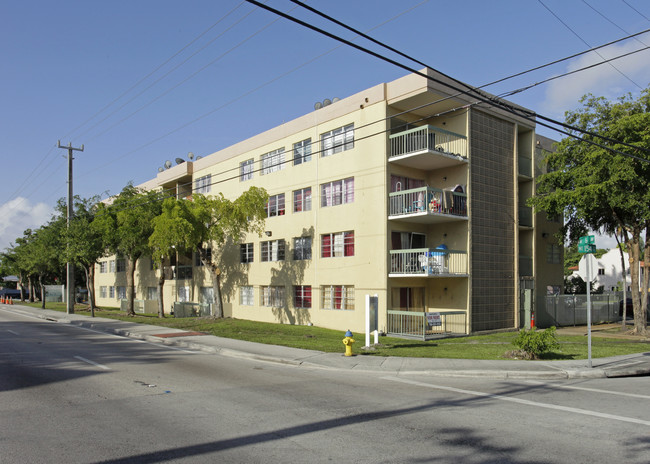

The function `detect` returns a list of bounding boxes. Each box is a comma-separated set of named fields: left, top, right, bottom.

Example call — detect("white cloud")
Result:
left=0, top=198, right=53, bottom=251
left=542, top=34, right=650, bottom=116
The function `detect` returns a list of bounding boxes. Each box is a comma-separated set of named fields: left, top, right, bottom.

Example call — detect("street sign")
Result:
left=577, top=254, right=598, bottom=280
left=578, top=235, right=596, bottom=253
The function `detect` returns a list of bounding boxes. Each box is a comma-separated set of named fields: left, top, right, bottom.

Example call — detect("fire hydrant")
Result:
left=342, top=330, right=355, bottom=356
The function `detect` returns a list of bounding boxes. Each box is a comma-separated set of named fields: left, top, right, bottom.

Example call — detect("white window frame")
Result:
left=321, top=285, right=354, bottom=310
left=99, top=262, right=107, bottom=273
left=147, top=287, right=158, bottom=300
left=321, top=124, right=354, bottom=157
left=240, top=158, right=254, bottom=181
left=293, top=187, right=312, bottom=212
left=195, top=174, right=211, bottom=194
left=293, top=236, right=312, bottom=260
left=293, top=138, right=312, bottom=165
left=266, top=193, right=286, bottom=217
left=240, top=286, right=254, bottom=306
left=261, top=286, right=285, bottom=307
left=260, top=148, right=285, bottom=175
left=116, top=258, right=126, bottom=273
left=109, top=286, right=115, bottom=298
left=321, top=177, right=354, bottom=207
left=261, top=240, right=285, bottom=262
left=117, top=286, right=126, bottom=299
left=99, top=286, right=107, bottom=298
left=240, top=243, right=254, bottom=263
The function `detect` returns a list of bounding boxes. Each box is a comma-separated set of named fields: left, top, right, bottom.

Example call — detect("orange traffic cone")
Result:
left=9, top=297, right=13, bottom=305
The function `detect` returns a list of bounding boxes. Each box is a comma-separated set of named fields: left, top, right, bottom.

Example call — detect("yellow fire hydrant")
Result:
left=342, top=330, right=355, bottom=356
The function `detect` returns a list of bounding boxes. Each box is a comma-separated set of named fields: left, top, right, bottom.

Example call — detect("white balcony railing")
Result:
left=387, top=310, right=467, bottom=339
left=389, top=125, right=467, bottom=160
left=389, top=248, right=468, bottom=276
left=389, top=186, right=467, bottom=218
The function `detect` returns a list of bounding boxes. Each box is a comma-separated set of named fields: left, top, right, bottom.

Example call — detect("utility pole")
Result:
left=58, top=141, right=84, bottom=314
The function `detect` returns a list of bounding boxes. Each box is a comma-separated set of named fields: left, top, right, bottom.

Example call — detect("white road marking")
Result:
left=7, top=329, right=19, bottom=335
left=74, top=355, right=111, bottom=370
left=383, top=376, right=650, bottom=426
left=524, top=380, right=650, bottom=400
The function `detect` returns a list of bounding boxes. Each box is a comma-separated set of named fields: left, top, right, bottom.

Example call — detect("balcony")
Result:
left=389, top=125, right=468, bottom=170
left=389, top=186, right=467, bottom=223
left=387, top=310, right=467, bottom=339
left=389, top=248, right=468, bottom=277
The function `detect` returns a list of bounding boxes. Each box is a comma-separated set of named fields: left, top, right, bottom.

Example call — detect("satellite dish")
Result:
left=164, top=160, right=172, bottom=169
left=175, top=158, right=185, bottom=165
left=158, top=167, right=164, bottom=173
left=332, top=97, right=340, bottom=103
left=323, top=98, right=332, bottom=107
left=196, top=155, right=203, bottom=160
left=188, top=152, right=194, bottom=160
left=314, top=101, right=323, bottom=110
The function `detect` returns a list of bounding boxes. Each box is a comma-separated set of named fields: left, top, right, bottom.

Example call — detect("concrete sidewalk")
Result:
left=3, top=304, right=650, bottom=380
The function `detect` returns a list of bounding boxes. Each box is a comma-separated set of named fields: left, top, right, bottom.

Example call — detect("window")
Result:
left=293, top=237, right=312, bottom=260
left=116, top=258, right=126, bottom=272
left=261, top=286, right=285, bottom=307
left=598, top=268, right=605, bottom=276
left=240, top=286, right=254, bottom=306
left=321, top=178, right=354, bottom=207
left=109, top=286, right=115, bottom=298
left=321, top=231, right=354, bottom=258
left=99, top=262, right=107, bottom=273
left=260, top=148, right=285, bottom=175
left=293, top=187, right=312, bottom=212
left=293, top=138, right=312, bottom=165
left=109, top=260, right=116, bottom=273
left=546, top=244, right=561, bottom=264
left=200, top=287, right=214, bottom=304
left=240, top=243, right=254, bottom=263
left=261, top=240, right=285, bottom=262
left=240, top=158, right=253, bottom=181
left=178, top=287, right=190, bottom=302
left=294, top=286, right=312, bottom=308
left=195, top=248, right=212, bottom=266
left=265, top=193, right=285, bottom=217
left=147, top=287, right=158, bottom=300
left=321, top=285, right=354, bottom=310
left=99, top=286, right=107, bottom=298
left=117, top=286, right=126, bottom=299
left=321, top=124, right=354, bottom=157
left=195, top=174, right=211, bottom=194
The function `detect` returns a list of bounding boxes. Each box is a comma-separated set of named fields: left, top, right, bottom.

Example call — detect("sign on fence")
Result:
left=426, top=312, right=442, bottom=327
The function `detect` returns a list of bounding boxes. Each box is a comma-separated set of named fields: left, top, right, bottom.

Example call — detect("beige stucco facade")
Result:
left=94, top=69, right=563, bottom=336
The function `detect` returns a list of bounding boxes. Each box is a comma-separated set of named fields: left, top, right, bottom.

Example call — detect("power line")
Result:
left=247, top=0, right=650, bottom=159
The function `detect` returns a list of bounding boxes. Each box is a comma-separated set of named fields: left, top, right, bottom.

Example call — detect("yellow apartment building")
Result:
left=94, top=69, right=563, bottom=337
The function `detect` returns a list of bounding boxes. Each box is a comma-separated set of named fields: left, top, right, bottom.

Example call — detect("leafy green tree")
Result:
left=530, top=89, right=650, bottom=335
left=149, top=197, right=200, bottom=318
left=61, top=196, right=105, bottom=316
left=94, top=184, right=163, bottom=316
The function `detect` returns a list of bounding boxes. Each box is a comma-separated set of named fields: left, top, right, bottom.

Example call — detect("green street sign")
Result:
left=578, top=243, right=596, bottom=253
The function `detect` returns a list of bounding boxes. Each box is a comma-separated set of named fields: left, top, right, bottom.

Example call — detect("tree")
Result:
left=156, top=187, right=268, bottom=318
left=62, top=196, right=105, bottom=316
left=530, top=88, right=650, bottom=334
left=94, top=184, right=163, bottom=316
left=148, top=197, right=200, bottom=318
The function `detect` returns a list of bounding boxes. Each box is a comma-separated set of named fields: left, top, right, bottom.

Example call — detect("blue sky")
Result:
left=1, top=0, right=649, bottom=251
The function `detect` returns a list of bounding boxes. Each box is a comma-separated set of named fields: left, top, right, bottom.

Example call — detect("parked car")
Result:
left=619, top=296, right=650, bottom=318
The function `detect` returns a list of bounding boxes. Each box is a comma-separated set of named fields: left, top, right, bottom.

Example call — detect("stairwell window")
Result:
left=321, top=177, right=354, bottom=207
left=321, top=285, right=354, bottom=310
left=321, top=124, right=354, bottom=157
left=116, top=258, right=126, bottom=272
left=240, top=158, right=253, bottom=181
left=321, top=231, right=354, bottom=258
left=260, top=148, right=285, bottom=175
left=293, top=138, right=312, bottom=165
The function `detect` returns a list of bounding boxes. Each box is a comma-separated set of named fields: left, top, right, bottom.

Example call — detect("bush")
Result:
left=512, top=327, right=560, bottom=359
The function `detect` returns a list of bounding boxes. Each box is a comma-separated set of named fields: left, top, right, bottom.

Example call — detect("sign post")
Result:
left=578, top=235, right=596, bottom=368
left=365, top=295, right=379, bottom=347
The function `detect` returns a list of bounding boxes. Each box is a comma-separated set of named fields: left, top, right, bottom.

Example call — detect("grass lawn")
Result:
left=18, top=301, right=650, bottom=360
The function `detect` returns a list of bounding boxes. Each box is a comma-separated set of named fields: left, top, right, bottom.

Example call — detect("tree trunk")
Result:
left=84, top=264, right=96, bottom=317
left=39, top=275, right=45, bottom=309
left=615, top=232, right=627, bottom=330
left=640, top=224, right=650, bottom=335
left=157, top=261, right=165, bottom=318
left=28, top=276, right=34, bottom=302
left=211, top=269, right=223, bottom=318
left=19, top=272, right=25, bottom=301
left=628, top=228, right=644, bottom=335
left=125, top=257, right=136, bottom=316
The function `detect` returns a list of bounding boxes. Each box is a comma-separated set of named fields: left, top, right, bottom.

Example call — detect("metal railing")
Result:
left=389, top=187, right=467, bottom=218
left=389, top=125, right=467, bottom=159
left=173, top=302, right=212, bottom=318
left=389, top=248, right=468, bottom=276
left=540, top=293, right=628, bottom=328
left=387, top=310, right=467, bottom=339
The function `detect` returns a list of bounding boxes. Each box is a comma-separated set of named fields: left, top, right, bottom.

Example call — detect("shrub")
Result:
left=512, top=327, right=560, bottom=359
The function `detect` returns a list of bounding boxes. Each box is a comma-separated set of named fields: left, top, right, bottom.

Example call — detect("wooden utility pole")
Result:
left=58, top=141, right=84, bottom=314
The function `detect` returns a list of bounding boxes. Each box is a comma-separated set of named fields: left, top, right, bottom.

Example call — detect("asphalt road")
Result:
left=2, top=309, right=649, bottom=463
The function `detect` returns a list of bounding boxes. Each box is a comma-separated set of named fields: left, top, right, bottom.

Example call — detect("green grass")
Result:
left=19, top=301, right=650, bottom=360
